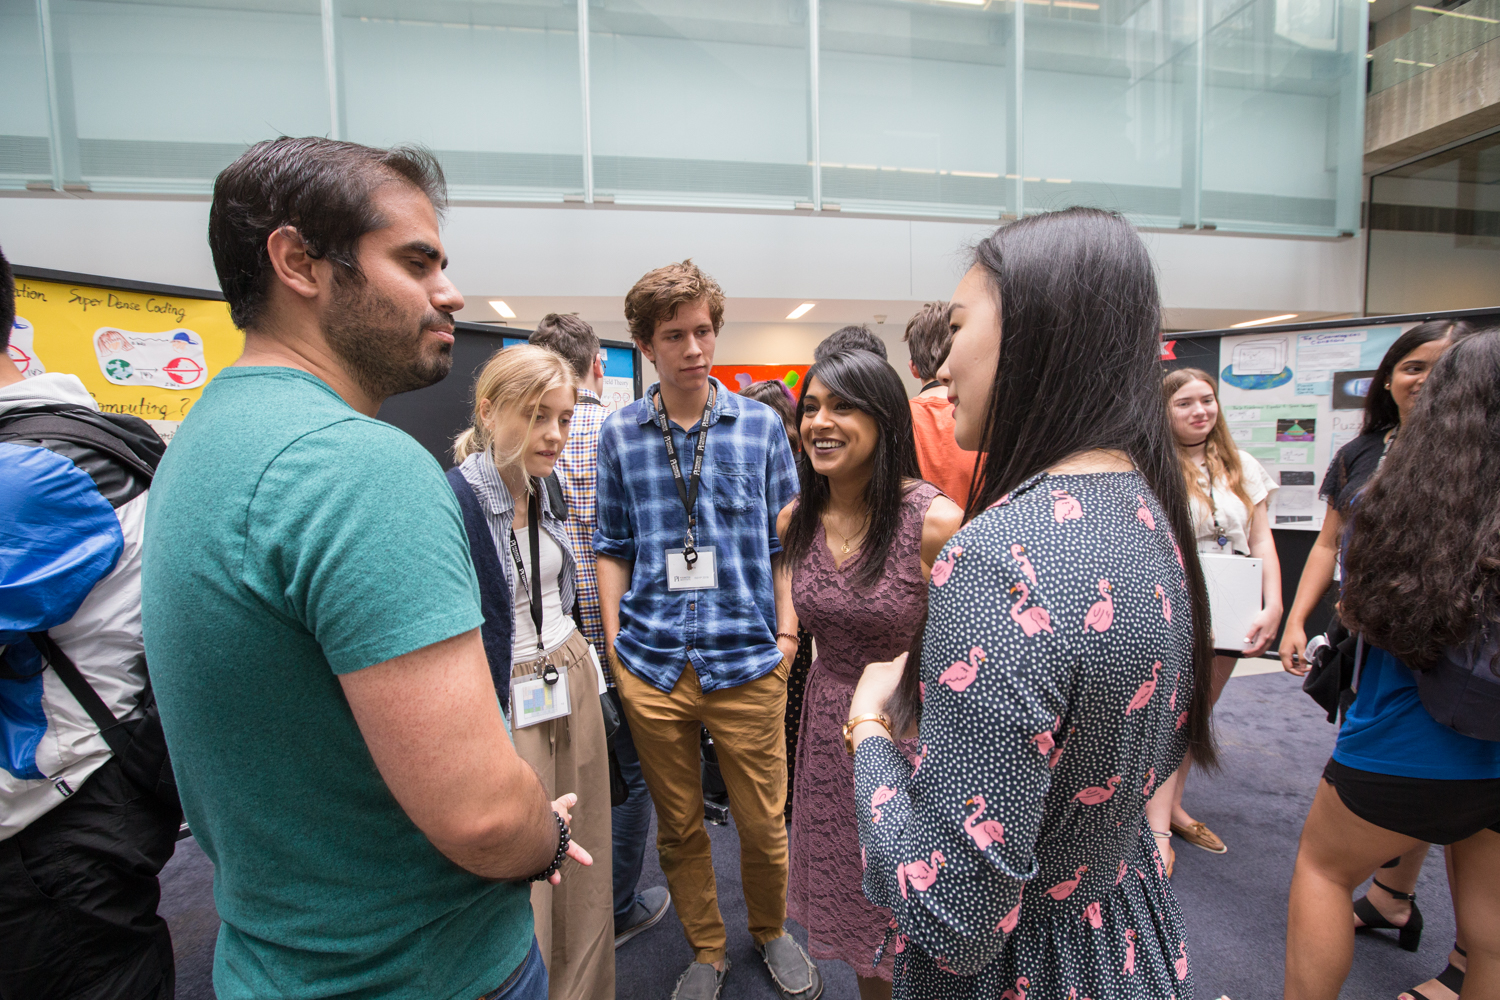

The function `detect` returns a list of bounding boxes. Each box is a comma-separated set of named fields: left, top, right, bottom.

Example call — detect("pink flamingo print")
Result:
left=912, top=743, right=929, bottom=775
left=1000, top=975, right=1030, bottom=1000
left=1176, top=710, right=1189, bottom=731
left=993, top=886, right=1024, bottom=934
left=1030, top=716, right=1060, bottom=758
left=1135, top=495, right=1156, bottom=530
left=891, top=932, right=906, bottom=955
left=899, top=850, right=946, bottom=896
left=1009, top=543, right=1038, bottom=585
left=938, top=646, right=986, bottom=692
left=1045, top=865, right=1088, bottom=900
left=989, top=492, right=1013, bottom=510
left=931, top=546, right=964, bottom=587
left=1051, top=489, right=1083, bottom=522
left=1082, top=579, right=1114, bottom=633
left=1083, top=900, right=1104, bottom=929
left=1126, top=661, right=1162, bottom=715
left=1123, top=929, right=1137, bottom=974
left=1115, top=859, right=1128, bottom=885
left=1169, top=687, right=1177, bottom=712
left=1073, top=776, right=1122, bottom=805
left=1154, top=583, right=1173, bottom=624
left=1174, top=942, right=1189, bottom=981
left=1152, top=842, right=1165, bottom=879
left=1048, top=726, right=1075, bottom=769
left=1143, top=767, right=1157, bottom=797
left=871, top=785, right=897, bottom=823
left=1009, top=581, right=1055, bottom=637
left=963, top=794, right=1006, bottom=850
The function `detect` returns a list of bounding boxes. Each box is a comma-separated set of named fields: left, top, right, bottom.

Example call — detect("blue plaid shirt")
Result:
left=595, top=378, right=798, bottom=693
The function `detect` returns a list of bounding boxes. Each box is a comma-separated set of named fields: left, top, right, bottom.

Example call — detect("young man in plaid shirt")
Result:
left=595, top=260, right=819, bottom=1000
left=528, top=314, right=670, bottom=949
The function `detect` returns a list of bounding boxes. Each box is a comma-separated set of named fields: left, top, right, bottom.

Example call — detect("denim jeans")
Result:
left=479, top=937, right=547, bottom=1000
left=610, top=688, right=654, bottom=926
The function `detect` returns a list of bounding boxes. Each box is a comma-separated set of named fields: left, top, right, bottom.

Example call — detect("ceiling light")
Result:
left=1413, top=4, right=1498, bottom=22
left=1230, top=313, right=1298, bottom=328
left=489, top=300, right=517, bottom=319
left=787, top=303, right=816, bottom=320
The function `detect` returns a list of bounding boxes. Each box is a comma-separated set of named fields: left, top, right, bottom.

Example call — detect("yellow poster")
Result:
left=7, top=275, right=243, bottom=441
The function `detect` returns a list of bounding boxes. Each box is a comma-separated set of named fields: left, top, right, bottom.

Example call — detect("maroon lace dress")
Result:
left=787, top=481, right=939, bottom=981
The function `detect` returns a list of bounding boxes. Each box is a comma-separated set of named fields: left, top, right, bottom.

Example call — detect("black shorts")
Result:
left=1323, top=757, right=1500, bottom=845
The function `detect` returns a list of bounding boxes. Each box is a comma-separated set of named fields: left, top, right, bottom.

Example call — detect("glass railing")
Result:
left=1370, top=0, right=1500, bottom=93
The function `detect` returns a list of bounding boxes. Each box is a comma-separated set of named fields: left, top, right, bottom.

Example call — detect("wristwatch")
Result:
left=843, top=713, right=892, bottom=757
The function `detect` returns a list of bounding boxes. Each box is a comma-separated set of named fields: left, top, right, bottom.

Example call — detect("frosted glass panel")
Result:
left=820, top=0, right=1012, bottom=217
left=1023, top=0, right=1194, bottom=227
left=0, top=0, right=52, bottom=188
left=588, top=0, right=811, bottom=208
left=60, top=0, right=328, bottom=192
left=1201, top=0, right=1365, bottom=234
left=340, top=0, right=584, bottom=200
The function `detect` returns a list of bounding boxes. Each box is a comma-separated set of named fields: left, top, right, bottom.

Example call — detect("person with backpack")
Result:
left=0, top=245, right=183, bottom=1000
left=1283, top=329, right=1500, bottom=1000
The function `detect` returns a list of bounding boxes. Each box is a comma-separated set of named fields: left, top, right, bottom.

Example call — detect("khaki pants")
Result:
left=512, top=631, right=614, bottom=1000
left=612, top=655, right=790, bottom=966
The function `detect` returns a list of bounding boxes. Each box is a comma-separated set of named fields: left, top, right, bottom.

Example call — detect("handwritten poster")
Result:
left=7, top=275, right=243, bottom=442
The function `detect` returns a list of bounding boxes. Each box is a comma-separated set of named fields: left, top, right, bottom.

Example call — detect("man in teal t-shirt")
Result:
left=142, top=137, right=589, bottom=1000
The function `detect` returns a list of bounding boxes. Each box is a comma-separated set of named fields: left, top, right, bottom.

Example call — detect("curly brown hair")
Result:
left=623, top=259, right=724, bottom=347
left=1341, top=329, right=1500, bottom=669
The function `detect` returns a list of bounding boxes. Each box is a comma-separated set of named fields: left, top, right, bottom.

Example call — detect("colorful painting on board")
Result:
left=710, top=364, right=811, bottom=394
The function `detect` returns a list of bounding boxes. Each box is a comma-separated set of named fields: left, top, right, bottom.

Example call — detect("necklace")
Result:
left=826, top=513, right=869, bottom=555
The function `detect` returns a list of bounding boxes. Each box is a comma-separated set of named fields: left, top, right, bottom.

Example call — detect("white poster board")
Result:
left=1216, top=324, right=1409, bottom=531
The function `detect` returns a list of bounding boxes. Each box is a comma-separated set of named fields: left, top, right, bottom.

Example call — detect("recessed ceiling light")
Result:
left=1230, top=313, right=1298, bottom=328
left=787, top=303, right=816, bottom=319
left=489, top=300, right=517, bottom=319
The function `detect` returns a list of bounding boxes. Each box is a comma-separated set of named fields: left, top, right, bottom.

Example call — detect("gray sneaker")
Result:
left=669, top=958, right=729, bottom=1000
left=614, top=886, right=672, bottom=949
left=757, top=932, right=823, bottom=999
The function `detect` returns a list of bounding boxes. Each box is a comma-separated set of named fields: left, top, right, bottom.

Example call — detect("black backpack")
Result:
left=1417, top=633, right=1500, bottom=742
left=0, top=403, right=180, bottom=815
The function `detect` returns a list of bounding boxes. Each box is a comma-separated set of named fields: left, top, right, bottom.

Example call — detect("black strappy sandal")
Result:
left=1401, top=945, right=1466, bottom=1000
left=1354, top=878, right=1423, bottom=952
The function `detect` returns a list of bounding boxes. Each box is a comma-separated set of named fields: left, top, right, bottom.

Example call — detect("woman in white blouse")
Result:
left=1146, top=367, right=1282, bottom=871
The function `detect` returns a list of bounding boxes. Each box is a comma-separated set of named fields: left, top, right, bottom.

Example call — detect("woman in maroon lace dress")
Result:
left=776, top=350, right=963, bottom=999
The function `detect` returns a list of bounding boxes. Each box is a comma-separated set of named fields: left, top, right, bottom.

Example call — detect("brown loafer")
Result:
left=1171, top=820, right=1227, bottom=854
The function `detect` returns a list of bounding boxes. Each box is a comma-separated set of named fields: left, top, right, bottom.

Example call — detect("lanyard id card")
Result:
left=666, top=546, right=718, bottom=591
left=655, top=386, right=715, bottom=568
left=512, top=666, right=571, bottom=728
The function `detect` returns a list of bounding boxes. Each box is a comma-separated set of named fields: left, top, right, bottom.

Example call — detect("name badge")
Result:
left=512, top=668, right=571, bottom=729
left=667, top=546, right=719, bottom=591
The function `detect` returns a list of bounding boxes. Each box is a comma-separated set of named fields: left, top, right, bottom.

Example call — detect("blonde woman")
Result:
left=1145, top=367, right=1281, bottom=871
left=449, top=345, right=614, bottom=1000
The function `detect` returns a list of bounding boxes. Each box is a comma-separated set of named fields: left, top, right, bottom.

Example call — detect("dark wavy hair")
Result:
left=1361, top=319, right=1475, bottom=436
left=889, top=208, right=1216, bottom=764
left=1341, top=329, right=1500, bottom=668
left=781, top=350, right=921, bottom=590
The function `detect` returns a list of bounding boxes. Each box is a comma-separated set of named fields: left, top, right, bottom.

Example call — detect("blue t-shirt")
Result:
left=142, top=368, right=530, bottom=999
left=1334, top=645, right=1500, bottom=780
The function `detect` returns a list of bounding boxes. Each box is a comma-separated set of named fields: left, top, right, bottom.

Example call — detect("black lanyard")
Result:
left=1198, top=467, right=1234, bottom=553
left=507, top=489, right=559, bottom=683
left=921, top=380, right=942, bottom=393
left=654, top=387, right=715, bottom=567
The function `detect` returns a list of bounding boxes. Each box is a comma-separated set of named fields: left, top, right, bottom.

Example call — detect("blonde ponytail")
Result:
left=452, top=344, right=578, bottom=469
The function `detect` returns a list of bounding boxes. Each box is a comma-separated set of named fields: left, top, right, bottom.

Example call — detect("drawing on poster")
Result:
left=1331, top=370, right=1378, bottom=411
left=1223, top=337, right=1292, bottom=389
left=94, top=327, right=209, bottom=390
left=1275, top=418, right=1315, bottom=442
left=7, top=318, right=44, bottom=377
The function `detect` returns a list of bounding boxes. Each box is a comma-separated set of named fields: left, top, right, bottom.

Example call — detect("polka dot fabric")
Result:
left=854, top=471, right=1195, bottom=1000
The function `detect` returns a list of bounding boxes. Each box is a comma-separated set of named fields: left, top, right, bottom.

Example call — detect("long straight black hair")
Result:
left=782, top=350, right=922, bottom=589
left=889, top=208, right=1216, bottom=765
left=1361, top=319, right=1474, bottom=436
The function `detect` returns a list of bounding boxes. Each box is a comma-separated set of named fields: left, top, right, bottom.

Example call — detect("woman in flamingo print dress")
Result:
left=846, top=208, right=1218, bottom=999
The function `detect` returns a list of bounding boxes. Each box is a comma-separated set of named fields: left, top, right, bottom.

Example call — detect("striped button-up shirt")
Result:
left=555, top=387, right=609, bottom=680
left=459, top=451, right=576, bottom=654
left=594, top=378, right=798, bottom=694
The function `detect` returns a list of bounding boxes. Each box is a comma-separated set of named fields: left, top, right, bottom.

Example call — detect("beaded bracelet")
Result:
left=528, top=811, right=571, bottom=883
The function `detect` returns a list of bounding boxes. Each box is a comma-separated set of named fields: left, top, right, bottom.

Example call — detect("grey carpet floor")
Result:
left=159, top=670, right=1456, bottom=999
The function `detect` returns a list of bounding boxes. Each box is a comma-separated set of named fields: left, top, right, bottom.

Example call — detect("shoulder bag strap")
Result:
left=28, top=631, right=130, bottom=758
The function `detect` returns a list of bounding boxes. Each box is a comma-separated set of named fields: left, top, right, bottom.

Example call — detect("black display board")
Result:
left=377, top=321, right=641, bottom=468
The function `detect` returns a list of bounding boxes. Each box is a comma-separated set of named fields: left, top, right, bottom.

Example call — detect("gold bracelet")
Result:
left=843, top=713, right=891, bottom=757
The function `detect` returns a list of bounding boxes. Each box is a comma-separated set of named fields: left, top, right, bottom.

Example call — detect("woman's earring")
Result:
left=1384, top=383, right=1391, bottom=389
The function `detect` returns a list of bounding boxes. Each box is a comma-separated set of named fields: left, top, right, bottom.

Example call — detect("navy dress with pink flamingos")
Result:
left=855, top=470, right=1196, bottom=1000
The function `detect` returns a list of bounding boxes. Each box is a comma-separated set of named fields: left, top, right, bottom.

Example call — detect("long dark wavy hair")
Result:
left=1341, top=329, right=1500, bottom=669
left=886, top=208, right=1216, bottom=766
left=781, top=350, right=922, bottom=590
left=1361, top=319, right=1474, bottom=436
